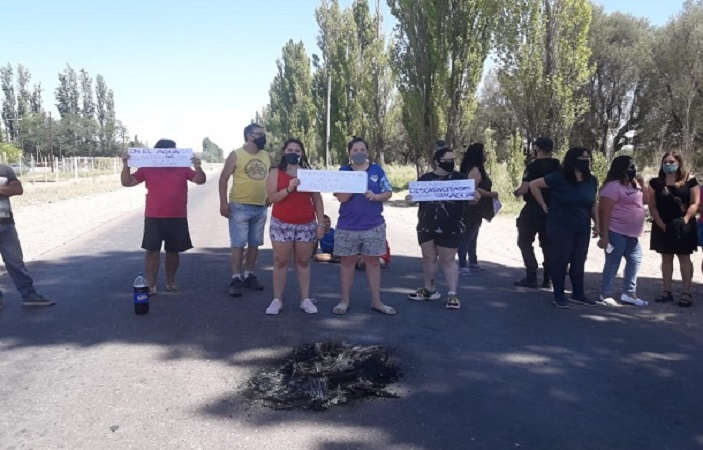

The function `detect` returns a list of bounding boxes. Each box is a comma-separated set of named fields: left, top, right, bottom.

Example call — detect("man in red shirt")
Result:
left=121, top=139, right=206, bottom=293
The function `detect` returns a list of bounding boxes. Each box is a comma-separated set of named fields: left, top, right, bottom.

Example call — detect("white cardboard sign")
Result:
left=408, top=179, right=475, bottom=202
left=297, top=169, right=367, bottom=193
left=127, top=148, right=194, bottom=168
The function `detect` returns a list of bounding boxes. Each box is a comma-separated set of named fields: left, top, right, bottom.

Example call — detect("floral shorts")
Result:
left=269, top=217, right=317, bottom=243
left=334, top=223, right=386, bottom=256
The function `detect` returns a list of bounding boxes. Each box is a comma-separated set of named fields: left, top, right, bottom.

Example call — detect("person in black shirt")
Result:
left=530, top=147, right=599, bottom=308
left=405, top=146, right=480, bottom=309
left=513, top=137, right=560, bottom=288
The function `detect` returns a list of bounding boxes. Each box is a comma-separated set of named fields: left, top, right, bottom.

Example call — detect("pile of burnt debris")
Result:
left=244, top=341, right=401, bottom=411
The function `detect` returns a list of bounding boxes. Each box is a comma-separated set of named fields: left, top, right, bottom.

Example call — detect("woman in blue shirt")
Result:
left=530, top=147, right=599, bottom=308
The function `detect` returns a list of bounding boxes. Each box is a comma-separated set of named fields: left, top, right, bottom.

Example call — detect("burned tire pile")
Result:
left=244, top=341, right=401, bottom=411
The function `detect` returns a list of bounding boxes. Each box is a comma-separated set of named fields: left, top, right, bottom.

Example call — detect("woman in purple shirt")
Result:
left=332, top=137, right=395, bottom=315
left=597, top=156, right=649, bottom=306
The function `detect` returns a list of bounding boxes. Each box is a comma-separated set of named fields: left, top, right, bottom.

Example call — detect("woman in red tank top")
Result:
left=264, top=139, right=325, bottom=315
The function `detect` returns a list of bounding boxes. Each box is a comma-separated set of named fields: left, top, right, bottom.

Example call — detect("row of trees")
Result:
left=255, top=0, right=703, bottom=172
left=0, top=64, right=144, bottom=161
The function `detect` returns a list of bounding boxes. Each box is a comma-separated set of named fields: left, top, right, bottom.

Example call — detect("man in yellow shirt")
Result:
left=219, top=123, right=271, bottom=297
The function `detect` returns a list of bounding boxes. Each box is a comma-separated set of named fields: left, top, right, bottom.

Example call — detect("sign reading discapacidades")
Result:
left=408, top=179, right=475, bottom=202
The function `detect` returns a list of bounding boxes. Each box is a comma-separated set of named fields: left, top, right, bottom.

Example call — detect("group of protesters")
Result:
left=118, top=127, right=701, bottom=315
left=512, top=138, right=698, bottom=309
left=0, top=123, right=697, bottom=315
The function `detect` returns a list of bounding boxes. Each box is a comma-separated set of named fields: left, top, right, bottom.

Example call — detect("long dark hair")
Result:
left=602, top=155, right=632, bottom=188
left=657, top=151, right=687, bottom=183
left=561, top=147, right=592, bottom=183
left=459, top=143, right=486, bottom=178
left=277, top=138, right=311, bottom=171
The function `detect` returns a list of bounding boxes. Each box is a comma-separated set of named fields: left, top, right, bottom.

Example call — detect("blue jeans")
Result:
left=548, top=226, right=590, bottom=300
left=457, top=220, right=482, bottom=268
left=0, top=224, right=37, bottom=299
left=601, top=230, right=642, bottom=296
left=228, top=203, right=268, bottom=248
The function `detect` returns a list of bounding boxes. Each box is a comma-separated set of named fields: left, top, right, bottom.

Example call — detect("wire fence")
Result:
left=0, top=155, right=122, bottom=182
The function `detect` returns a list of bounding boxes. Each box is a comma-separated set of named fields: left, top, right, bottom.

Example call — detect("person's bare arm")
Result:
left=120, top=153, right=139, bottom=187
left=266, top=169, right=296, bottom=204
left=0, top=179, right=23, bottom=197
left=219, top=151, right=237, bottom=218
left=684, top=182, right=700, bottom=223
left=469, top=167, right=498, bottom=198
left=529, top=178, right=549, bottom=214
left=513, top=181, right=530, bottom=197
left=648, top=185, right=666, bottom=230
left=191, top=156, right=206, bottom=185
left=597, top=197, right=614, bottom=248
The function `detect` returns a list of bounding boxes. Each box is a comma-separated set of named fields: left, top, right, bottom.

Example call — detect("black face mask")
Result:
left=626, top=169, right=637, bottom=181
left=284, top=153, right=301, bottom=165
left=253, top=135, right=267, bottom=150
left=438, top=161, right=455, bottom=173
left=575, top=159, right=590, bottom=174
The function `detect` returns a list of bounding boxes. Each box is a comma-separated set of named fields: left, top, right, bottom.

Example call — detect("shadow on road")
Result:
left=1, top=247, right=702, bottom=449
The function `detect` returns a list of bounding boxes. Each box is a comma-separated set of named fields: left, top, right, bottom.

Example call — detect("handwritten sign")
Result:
left=408, top=179, right=475, bottom=202
left=297, top=169, right=367, bottom=193
left=127, top=148, right=194, bottom=168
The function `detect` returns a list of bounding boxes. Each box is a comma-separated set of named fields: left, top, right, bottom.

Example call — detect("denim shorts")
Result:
left=269, top=217, right=317, bottom=243
left=334, top=223, right=386, bottom=256
left=228, top=202, right=267, bottom=248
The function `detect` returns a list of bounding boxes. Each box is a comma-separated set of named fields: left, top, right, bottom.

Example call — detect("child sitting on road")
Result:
left=313, top=215, right=340, bottom=263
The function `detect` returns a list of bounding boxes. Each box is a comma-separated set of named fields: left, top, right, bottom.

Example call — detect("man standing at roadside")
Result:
left=219, top=123, right=271, bottom=297
left=0, top=163, right=54, bottom=309
left=121, top=139, right=206, bottom=294
left=513, top=137, right=560, bottom=289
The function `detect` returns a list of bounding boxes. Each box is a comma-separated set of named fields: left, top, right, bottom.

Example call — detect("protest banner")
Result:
left=297, top=169, right=367, bottom=193
left=408, top=179, right=475, bottom=202
left=127, top=148, right=194, bottom=168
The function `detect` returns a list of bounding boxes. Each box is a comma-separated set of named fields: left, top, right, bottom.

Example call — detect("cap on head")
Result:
left=154, top=139, right=177, bottom=149
left=534, top=137, right=553, bottom=152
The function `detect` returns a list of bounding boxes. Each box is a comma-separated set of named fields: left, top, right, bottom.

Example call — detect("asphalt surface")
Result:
left=1, top=179, right=702, bottom=450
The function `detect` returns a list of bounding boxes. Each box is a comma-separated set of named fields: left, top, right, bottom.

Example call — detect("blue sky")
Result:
left=0, top=0, right=686, bottom=152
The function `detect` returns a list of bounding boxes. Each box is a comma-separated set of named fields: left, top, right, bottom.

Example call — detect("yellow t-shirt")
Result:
left=229, top=147, right=271, bottom=205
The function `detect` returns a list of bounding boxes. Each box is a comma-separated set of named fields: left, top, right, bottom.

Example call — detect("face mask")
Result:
left=438, top=161, right=455, bottom=173
left=284, top=153, right=301, bottom=165
left=351, top=153, right=367, bottom=165
left=253, top=135, right=267, bottom=150
left=626, top=169, right=637, bottom=181
left=575, top=159, right=590, bottom=174
left=663, top=163, right=679, bottom=174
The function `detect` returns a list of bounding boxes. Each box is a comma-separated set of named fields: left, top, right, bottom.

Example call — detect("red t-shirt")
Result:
left=271, top=170, right=315, bottom=224
left=133, top=167, right=196, bottom=218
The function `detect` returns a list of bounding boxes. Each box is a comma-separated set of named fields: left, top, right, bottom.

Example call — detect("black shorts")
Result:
left=142, top=218, right=193, bottom=253
left=417, top=231, right=461, bottom=249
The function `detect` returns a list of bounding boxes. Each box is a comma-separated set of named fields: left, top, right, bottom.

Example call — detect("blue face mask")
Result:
left=663, top=163, right=679, bottom=174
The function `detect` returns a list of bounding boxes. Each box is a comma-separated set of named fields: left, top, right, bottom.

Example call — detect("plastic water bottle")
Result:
left=133, top=272, right=149, bottom=315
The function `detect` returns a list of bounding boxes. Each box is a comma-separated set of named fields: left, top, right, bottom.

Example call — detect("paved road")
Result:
left=1, top=179, right=702, bottom=450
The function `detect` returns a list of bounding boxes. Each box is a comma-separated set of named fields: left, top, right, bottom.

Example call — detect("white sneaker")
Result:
left=299, top=298, right=318, bottom=314
left=599, top=295, right=620, bottom=306
left=620, top=293, right=648, bottom=306
left=266, top=299, right=283, bottom=315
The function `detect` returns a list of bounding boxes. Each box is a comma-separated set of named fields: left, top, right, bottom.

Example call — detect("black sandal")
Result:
left=655, top=291, right=674, bottom=303
left=679, top=293, right=693, bottom=308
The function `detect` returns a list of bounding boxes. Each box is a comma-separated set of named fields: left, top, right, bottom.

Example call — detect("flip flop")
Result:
left=333, top=303, right=349, bottom=315
left=371, top=304, right=396, bottom=315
